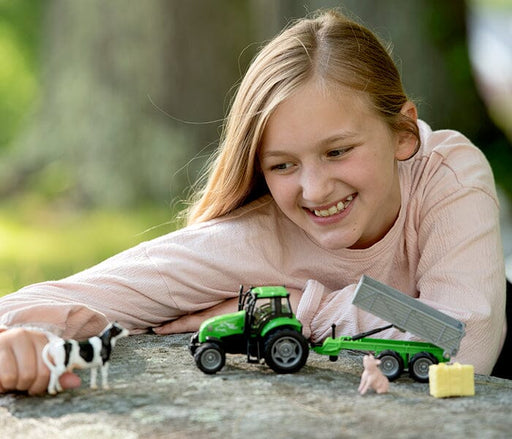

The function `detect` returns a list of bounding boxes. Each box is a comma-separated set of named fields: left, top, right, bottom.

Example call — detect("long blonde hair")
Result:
left=186, top=9, right=419, bottom=225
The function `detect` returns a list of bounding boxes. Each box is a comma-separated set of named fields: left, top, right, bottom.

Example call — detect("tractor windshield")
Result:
left=252, top=296, right=292, bottom=328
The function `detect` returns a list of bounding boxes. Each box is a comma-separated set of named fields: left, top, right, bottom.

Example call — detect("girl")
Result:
left=0, top=10, right=505, bottom=395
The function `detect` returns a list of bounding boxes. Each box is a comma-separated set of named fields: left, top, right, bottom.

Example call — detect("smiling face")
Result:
left=259, top=80, right=417, bottom=250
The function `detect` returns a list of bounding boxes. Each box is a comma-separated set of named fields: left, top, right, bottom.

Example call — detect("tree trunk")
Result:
left=1, top=0, right=254, bottom=207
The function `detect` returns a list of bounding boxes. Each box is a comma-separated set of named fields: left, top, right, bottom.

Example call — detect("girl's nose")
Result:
left=300, top=165, right=333, bottom=204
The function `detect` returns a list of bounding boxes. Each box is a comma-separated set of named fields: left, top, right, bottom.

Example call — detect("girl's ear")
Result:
left=395, top=101, right=419, bottom=161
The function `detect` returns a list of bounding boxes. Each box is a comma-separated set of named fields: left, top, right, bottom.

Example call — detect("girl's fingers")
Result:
left=58, top=372, right=82, bottom=390
left=12, top=335, right=37, bottom=391
left=0, top=342, right=18, bottom=390
left=27, top=333, right=53, bottom=395
left=4, top=328, right=45, bottom=393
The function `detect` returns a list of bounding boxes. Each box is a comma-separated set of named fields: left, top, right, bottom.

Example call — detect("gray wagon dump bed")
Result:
left=352, top=275, right=465, bottom=357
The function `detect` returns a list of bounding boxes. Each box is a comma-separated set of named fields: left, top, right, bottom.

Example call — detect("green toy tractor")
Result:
left=189, top=285, right=309, bottom=374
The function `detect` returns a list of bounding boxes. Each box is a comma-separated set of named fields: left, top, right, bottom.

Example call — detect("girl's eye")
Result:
left=327, top=147, right=352, bottom=158
left=270, top=162, right=294, bottom=172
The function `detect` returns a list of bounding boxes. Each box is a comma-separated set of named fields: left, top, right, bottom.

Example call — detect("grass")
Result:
left=0, top=196, right=182, bottom=296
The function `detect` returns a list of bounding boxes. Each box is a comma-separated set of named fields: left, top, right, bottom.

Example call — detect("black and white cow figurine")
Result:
left=42, top=322, right=129, bottom=395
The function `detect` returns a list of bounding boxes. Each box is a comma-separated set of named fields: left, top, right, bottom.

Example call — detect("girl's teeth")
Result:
left=313, top=195, right=354, bottom=217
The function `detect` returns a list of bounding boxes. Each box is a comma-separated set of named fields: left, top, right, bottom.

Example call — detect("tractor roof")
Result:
left=250, top=286, right=289, bottom=298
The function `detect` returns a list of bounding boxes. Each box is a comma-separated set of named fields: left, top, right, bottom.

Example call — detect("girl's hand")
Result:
left=153, top=287, right=303, bottom=335
left=0, top=328, right=81, bottom=395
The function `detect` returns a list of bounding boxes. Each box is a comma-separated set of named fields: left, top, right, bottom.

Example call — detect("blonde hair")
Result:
left=186, top=9, right=419, bottom=225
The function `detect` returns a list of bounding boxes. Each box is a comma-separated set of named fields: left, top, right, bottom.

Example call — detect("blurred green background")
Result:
left=1, top=0, right=511, bottom=296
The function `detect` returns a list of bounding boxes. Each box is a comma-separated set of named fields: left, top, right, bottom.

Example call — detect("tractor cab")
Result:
left=238, top=286, right=293, bottom=334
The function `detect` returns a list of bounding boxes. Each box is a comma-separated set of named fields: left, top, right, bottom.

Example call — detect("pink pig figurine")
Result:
left=358, top=354, right=389, bottom=395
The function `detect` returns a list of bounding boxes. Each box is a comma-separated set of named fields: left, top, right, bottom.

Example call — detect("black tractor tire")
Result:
left=194, top=342, right=226, bottom=374
left=376, top=350, right=404, bottom=381
left=409, top=352, right=438, bottom=382
left=263, top=328, right=309, bottom=374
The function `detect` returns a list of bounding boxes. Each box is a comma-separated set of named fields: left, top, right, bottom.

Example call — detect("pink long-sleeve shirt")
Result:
left=0, top=121, right=506, bottom=374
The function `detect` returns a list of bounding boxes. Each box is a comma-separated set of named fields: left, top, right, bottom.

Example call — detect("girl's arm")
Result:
left=0, top=239, right=226, bottom=394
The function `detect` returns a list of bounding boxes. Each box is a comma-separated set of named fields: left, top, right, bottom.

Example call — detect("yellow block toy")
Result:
left=429, top=363, right=475, bottom=398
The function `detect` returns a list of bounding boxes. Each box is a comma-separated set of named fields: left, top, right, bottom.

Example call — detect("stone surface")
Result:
left=1, top=333, right=511, bottom=439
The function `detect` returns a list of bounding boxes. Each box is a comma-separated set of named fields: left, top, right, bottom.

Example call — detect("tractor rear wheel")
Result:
left=194, top=342, right=226, bottom=374
left=263, top=328, right=309, bottom=374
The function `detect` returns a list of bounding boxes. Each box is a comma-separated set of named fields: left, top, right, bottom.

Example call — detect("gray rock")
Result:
left=1, top=334, right=511, bottom=439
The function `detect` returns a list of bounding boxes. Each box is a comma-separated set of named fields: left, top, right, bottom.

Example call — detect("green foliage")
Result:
left=0, top=0, right=42, bottom=148
left=468, top=0, right=512, bottom=10
left=0, top=197, right=181, bottom=296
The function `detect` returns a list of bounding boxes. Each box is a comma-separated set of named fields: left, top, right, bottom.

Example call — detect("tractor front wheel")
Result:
left=264, top=328, right=309, bottom=374
left=194, top=342, right=226, bottom=374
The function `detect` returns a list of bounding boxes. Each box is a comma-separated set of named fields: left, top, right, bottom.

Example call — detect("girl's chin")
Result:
left=305, top=232, right=358, bottom=251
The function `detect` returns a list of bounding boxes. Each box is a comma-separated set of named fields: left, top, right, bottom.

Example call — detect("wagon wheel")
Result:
left=376, top=350, right=404, bottom=381
left=409, top=352, right=438, bottom=382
